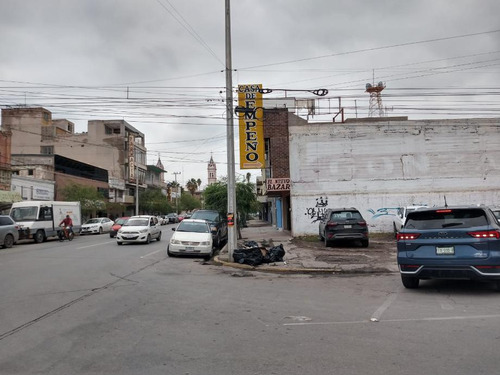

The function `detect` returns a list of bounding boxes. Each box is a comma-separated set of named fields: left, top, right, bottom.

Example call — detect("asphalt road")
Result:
left=1, top=225, right=500, bottom=375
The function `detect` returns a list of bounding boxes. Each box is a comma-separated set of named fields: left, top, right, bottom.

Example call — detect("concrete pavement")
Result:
left=215, top=220, right=399, bottom=274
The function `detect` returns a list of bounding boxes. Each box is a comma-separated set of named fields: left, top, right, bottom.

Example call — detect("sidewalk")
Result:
left=214, top=220, right=399, bottom=274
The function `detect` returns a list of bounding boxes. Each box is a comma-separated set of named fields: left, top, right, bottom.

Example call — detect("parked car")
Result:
left=80, top=217, right=114, bottom=235
left=157, top=216, right=167, bottom=225
left=393, top=205, right=428, bottom=236
left=0, top=215, right=19, bottom=248
left=397, top=206, right=500, bottom=290
left=166, top=213, right=179, bottom=223
left=190, top=209, right=228, bottom=248
left=318, top=208, right=369, bottom=247
left=109, top=217, right=129, bottom=238
left=491, top=207, right=500, bottom=222
left=116, top=215, right=161, bottom=245
left=167, top=219, right=213, bottom=260
left=178, top=214, right=185, bottom=222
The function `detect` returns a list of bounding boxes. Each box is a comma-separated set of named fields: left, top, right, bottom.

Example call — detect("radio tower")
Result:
left=366, top=73, right=386, bottom=117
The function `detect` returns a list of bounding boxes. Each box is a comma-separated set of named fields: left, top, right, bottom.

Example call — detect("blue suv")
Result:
left=397, top=206, right=500, bottom=290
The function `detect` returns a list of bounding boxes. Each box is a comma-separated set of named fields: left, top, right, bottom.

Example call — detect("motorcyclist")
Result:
left=59, top=215, right=73, bottom=239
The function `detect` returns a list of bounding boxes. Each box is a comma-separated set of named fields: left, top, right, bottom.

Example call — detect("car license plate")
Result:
left=344, top=225, right=352, bottom=229
left=436, top=246, right=454, bottom=255
left=185, top=246, right=195, bottom=250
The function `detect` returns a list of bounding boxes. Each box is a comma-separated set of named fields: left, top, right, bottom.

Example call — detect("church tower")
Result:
left=156, top=155, right=165, bottom=183
left=207, top=155, right=217, bottom=185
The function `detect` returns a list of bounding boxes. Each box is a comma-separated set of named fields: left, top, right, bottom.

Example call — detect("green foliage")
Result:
left=60, top=183, right=106, bottom=217
left=203, top=181, right=259, bottom=224
left=139, top=188, right=172, bottom=214
left=180, top=193, right=202, bottom=211
left=186, top=178, right=198, bottom=195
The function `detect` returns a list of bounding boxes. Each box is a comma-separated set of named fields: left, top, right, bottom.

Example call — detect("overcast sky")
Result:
left=1, top=0, right=499, bottom=187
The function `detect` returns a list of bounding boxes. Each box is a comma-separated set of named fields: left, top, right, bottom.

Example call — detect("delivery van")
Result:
left=10, top=201, right=82, bottom=243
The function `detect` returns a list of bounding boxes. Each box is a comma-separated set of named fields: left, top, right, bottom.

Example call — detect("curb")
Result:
left=213, top=255, right=397, bottom=275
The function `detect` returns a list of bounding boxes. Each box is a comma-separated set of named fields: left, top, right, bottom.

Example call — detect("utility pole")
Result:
left=173, top=172, right=181, bottom=214
left=135, top=164, right=139, bottom=215
left=225, top=0, right=237, bottom=261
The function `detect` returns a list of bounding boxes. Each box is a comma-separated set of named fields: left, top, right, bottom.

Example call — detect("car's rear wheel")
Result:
left=401, top=275, right=419, bottom=289
left=324, top=233, right=331, bottom=247
left=34, top=230, right=45, bottom=243
left=361, top=239, right=369, bottom=248
left=494, top=280, right=500, bottom=292
left=4, top=234, right=14, bottom=248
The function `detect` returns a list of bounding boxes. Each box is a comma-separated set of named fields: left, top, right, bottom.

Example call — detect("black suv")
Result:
left=319, top=207, right=369, bottom=247
left=190, top=210, right=228, bottom=248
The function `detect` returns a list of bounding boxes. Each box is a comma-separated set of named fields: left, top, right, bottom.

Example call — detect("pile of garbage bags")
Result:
left=233, top=241, right=286, bottom=266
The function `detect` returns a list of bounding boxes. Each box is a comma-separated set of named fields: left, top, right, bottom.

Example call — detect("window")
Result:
left=28, top=169, right=34, bottom=176
left=41, top=146, right=54, bottom=155
left=105, top=126, right=113, bottom=135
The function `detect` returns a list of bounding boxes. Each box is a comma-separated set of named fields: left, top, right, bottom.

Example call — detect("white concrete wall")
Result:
left=289, top=118, right=500, bottom=235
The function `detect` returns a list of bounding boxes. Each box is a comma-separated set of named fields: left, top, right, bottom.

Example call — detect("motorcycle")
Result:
left=58, top=225, right=74, bottom=241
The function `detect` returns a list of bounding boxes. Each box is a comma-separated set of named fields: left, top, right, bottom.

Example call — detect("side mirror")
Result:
left=172, top=228, right=176, bottom=231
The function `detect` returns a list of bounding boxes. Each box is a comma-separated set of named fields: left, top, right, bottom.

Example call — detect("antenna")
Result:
left=365, top=72, right=386, bottom=117
left=444, top=195, right=448, bottom=208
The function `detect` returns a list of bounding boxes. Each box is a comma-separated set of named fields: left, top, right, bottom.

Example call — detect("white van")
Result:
left=393, top=205, right=428, bottom=236
left=10, top=201, right=82, bottom=243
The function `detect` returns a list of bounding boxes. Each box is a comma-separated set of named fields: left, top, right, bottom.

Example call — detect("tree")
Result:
left=203, top=181, right=259, bottom=239
left=196, top=178, right=202, bottom=189
left=139, top=188, right=172, bottom=214
left=180, top=193, right=202, bottom=212
left=186, top=178, right=198, bottom=195
left=60, top=183, right=106, bottom=219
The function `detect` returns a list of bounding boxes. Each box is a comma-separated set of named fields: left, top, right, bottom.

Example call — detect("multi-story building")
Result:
left=257, top=108, right=292, bottom=230
left=2, top=107, right=148, bottom=213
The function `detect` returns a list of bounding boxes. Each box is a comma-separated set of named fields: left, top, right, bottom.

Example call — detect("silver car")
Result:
left=0, top=215, right=20, bottom=248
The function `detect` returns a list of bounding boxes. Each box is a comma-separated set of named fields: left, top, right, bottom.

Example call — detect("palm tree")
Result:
left=186, top=178, right=198, bottom=195
left=196, top=178, right=202, bottom=190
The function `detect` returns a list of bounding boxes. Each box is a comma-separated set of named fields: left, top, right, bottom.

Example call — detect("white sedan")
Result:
left=80, top=217, right=114, bottom=235
left=167, top=219, right=213, bottom=260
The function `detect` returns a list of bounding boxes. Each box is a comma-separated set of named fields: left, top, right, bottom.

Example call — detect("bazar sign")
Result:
left=238, top=84, right=264, bottom=169
left=266, top=178, right=290, bottom=192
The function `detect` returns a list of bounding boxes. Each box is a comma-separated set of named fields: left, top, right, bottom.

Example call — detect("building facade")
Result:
left=289, top=116, right=500, bottom=235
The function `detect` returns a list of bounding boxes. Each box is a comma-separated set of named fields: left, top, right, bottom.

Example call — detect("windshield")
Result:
left=176, top=221, right=209, bottom=233
left=115, top=218, right=128, bottom=225
left=191, top=211, right=218, bottom=222
left=124, top=218, right=149, bottom=227
left=85, top=219, right=100, bottom=224
left=10, top=206, right=38, bottom=221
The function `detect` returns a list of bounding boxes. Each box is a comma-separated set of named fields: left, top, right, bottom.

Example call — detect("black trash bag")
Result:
left=233, top=247, right=264, bottom=266
left=243, top=240, right=259, bottom=248
left=263, top=244, right=285, bottom=263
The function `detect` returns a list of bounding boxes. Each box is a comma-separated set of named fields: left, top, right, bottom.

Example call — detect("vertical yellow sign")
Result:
left=238, top=84, right=264, bottom=169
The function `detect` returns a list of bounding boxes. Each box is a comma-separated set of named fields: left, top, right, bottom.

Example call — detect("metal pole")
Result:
left=225, top=0, right=237, bottom=261
left=173, top=172, right=181, bottom=214
left=135, top=164, right=139, bottom=215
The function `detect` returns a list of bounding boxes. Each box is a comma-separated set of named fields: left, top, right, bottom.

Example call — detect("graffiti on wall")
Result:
left=304, top=196, right=329, bottom=223
left=367, top=207, right=400, bottom=220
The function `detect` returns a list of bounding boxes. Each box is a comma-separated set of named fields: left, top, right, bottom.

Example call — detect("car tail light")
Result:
left=400, top=264, right=421, bottom=271
left=397, top=233, right=420, bottom=240
left=326, top=222, right=338, bottom=227
left=468, top=230, right=500, bottom=239
left=357, top=221, right=367, bottom=226
left=474, top=265, right=500, bottom=273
